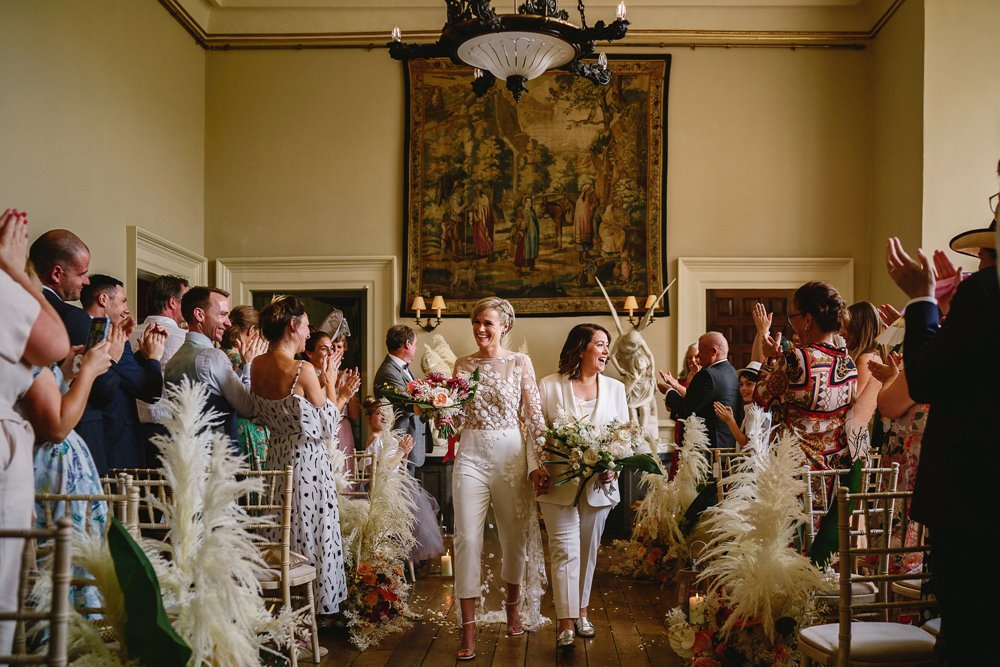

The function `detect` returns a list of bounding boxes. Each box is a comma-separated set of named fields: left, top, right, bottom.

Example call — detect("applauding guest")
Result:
left=164, top=287, right=261, bottom=447
left=752, top=283, right=858, bottom=469
left=537, top=324, right=628, bottom=649
left=250, top=295, right=360, bottom=616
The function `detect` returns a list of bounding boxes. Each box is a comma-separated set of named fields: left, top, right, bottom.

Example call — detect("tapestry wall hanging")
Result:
left=401, top=55, right=670, bottom=316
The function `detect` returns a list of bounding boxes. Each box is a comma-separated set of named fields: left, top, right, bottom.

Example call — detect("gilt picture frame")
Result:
left=401, top=55, right=670, bottom=316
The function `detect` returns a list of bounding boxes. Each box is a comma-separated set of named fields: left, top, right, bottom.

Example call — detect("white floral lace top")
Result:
left=454, top=352, right=548, bottom=473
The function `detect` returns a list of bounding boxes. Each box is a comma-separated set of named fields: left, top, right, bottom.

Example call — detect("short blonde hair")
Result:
left=470, top=296, right=515, bottom=335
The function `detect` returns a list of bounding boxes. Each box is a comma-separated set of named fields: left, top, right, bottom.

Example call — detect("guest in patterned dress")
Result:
left=449, top=296, right=549, bottom=661
left=751, top=282, right=858, bottom=470
left=841, top=301, right=885, bottom=458
left=19, top=343, right=113, bottom=611
left=222, top=305, right=269, bottom=468
left=249, top=296, right=360, bottom=615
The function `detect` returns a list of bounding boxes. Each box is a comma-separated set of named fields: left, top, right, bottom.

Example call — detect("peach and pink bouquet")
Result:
left=379, top=368, right=480, bottom=439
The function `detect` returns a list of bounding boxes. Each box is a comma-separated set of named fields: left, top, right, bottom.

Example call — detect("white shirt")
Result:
left=130, top=315, right=187, bottom=423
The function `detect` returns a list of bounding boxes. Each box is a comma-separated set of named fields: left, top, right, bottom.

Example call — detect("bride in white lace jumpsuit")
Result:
left=450, top=297, right=549, bottom=660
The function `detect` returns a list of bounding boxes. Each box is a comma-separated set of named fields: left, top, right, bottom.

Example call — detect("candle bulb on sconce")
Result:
left=616, top=1, right=627, bottom=20
left=412, top=294, right=444, bottom=332
left=622, top=293, right=664, bottom=327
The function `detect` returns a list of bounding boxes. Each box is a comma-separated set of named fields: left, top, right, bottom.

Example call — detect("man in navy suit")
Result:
left=29, top=229, right=113, bottom=467
left=658, top=331, right=741, bottom=449
left=886, top=216, right=998, bottom=665
left=81, top=275, right=165, bottom=470
left=373, top=324, right=427, bottom=475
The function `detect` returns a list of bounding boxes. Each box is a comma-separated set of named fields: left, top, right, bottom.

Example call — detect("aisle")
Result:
left=317, top=521, right=684, bottom=667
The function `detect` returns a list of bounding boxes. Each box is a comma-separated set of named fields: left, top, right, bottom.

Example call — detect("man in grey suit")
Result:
left=373, top=324, right=426, bottom=474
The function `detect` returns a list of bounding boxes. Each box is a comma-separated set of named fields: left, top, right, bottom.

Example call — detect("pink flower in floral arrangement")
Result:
left=426, top=371, right=446, bottom=383
left=691, top=657, right=721, bottom=667
left=692, top=630, right=713, bottom=654
left=431, top=389, right=450, bottom=407
left=406, top=379, right=421, bottom=393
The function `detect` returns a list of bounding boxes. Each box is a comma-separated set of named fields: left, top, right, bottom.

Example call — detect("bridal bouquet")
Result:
left=544, top=411, right=661, bottom=506
left=379, top=368, right=480, bottom=439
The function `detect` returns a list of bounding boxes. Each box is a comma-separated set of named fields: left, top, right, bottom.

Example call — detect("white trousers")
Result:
left=538, top=499, right=612, bottom=619
left=452, top=429, right=530, bottom=600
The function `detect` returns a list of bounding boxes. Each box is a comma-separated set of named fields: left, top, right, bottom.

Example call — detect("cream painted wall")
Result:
left=868, top=0, right=924, bottom=308
left=0, top=0, right=205, bottom=284
left=923, top=0, right=1000, bottom=264
left=205, top=46, right=872, bottom=381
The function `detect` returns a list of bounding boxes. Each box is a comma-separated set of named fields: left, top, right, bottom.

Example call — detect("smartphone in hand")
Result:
left=86, top=316, right=111, bottom=349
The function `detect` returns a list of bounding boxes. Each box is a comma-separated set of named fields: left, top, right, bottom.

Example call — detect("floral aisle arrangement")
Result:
left=33, top=380, right=295, bottom=666
left=330, top=427, right=419, bottom=651
left=544, top=409, right=660, bottom=506
left=666, top=406, right=823, bottom=666
left=379, top=369, right=479, bottom=439
left=610, top=415, right=713, bottom=582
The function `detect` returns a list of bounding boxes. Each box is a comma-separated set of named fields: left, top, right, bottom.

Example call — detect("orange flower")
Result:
left=364, top=590, right=380, bottom=607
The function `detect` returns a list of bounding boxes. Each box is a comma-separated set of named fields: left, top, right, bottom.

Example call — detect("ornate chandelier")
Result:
left=389, top=1, right=629, bottom=101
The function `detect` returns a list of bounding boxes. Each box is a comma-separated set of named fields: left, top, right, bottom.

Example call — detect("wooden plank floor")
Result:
left=318, top=520, right=684, bottom=667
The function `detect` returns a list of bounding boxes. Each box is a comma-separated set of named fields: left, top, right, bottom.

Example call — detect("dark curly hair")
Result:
left=259, top=295, right=306, bottom=343
left=557, top=323, right=611, bottom=379
left=793, top=281, right=848, bottom=334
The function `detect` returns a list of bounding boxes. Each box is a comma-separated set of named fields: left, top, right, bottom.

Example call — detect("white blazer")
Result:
left=537, top=373, right=629, bottom=508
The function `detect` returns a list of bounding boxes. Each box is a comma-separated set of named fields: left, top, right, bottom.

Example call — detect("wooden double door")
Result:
left=705, top=288, right=795, bottom=369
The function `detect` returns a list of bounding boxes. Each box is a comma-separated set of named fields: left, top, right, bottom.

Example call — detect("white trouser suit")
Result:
left=451, top=353, right=548, bottom=600
left=537, top=373, right=629, bottom=619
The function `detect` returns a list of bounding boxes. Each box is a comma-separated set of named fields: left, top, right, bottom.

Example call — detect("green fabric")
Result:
left=808, top=459, right=863, bottom=567
left=107, top=518, right=192, bottom=666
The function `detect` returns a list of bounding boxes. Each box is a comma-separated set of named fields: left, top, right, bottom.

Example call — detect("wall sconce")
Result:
left=412, top=295, right=446, bottom=332
left=623, top=294, right=661, bottom=327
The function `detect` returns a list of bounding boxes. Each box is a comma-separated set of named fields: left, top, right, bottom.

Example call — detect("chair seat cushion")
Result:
left=261, top=547, right=309, bottom=567
left=815, top=580, right=879, bottom=599
left=799, top=622, right=936, bottom=662
left=921, top=617, right=941, bottom=637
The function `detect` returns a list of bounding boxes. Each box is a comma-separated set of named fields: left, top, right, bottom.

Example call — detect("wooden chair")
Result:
left=710, top=448, right=743, bottom=502
left=802, top=463, right=900, bottom=554
left=240, top=467, right=321, bottom=666
left=34, top=491, right=131, bottom=624
left=0, top=518, right=73, bottom=667
left=343, top=450, right=377, bottom=499
left=124, top=478, right=173, bottom=540
left=798, top=488, right=937, bottom=666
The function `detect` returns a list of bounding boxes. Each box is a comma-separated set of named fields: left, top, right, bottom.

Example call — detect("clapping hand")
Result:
left=120, top=315, right=136, bottom=339
left=0, top=208, right=29, bottom=277
left=932, top=249, right=962, bottom=317
left=886, top=237, right=935, bottom=299
left=657, top=369, right=678, bottom=394
left=139, top=323, right=167, bottom=362
left=238, top=331, right=269, bottom=366
left=713, top=401, right=737, bottom=428
left=877, top=303, right=902, bottom=327
left=108, top=323, right=127, bottom=362
left=753, top=302, right=783, bottom=357
left=398, top=434, right=415, bottom=457
left=867, top=351, right=902, bottom=384
left=336, top=368, right=361, bottom=400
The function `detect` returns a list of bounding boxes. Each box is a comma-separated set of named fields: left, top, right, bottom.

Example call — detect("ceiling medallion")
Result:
left=389, top=1, right=629, bottom=101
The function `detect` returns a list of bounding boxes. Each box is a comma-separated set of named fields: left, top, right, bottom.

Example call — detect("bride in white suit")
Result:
left=536, top=324, right=629, bottom=649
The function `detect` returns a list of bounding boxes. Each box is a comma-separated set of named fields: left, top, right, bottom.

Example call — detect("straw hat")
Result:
left=949, top=218, right=997, bottom=258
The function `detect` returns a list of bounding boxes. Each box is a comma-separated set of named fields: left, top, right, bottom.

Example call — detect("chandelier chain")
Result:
left=577, top=0, right=588, bottom=29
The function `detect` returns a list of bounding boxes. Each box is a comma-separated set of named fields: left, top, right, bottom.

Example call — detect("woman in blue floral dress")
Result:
left=19, top=342, right=113, bottom=611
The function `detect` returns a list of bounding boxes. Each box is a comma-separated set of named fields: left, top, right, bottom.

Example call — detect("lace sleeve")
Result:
left=452, top=355, right=473, bottom=431
left=517, top=354, right=547, bottom=475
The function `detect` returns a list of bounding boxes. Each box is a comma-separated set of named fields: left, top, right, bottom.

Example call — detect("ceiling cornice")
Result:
left=159, top=0, right=906, bottom=51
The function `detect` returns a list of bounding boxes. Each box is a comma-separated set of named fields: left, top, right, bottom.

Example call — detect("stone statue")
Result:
left=595, top=276, right=674, bottom=453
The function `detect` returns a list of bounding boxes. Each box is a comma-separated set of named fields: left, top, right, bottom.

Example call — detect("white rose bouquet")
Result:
left=543, top=410, right=661, bottom=506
